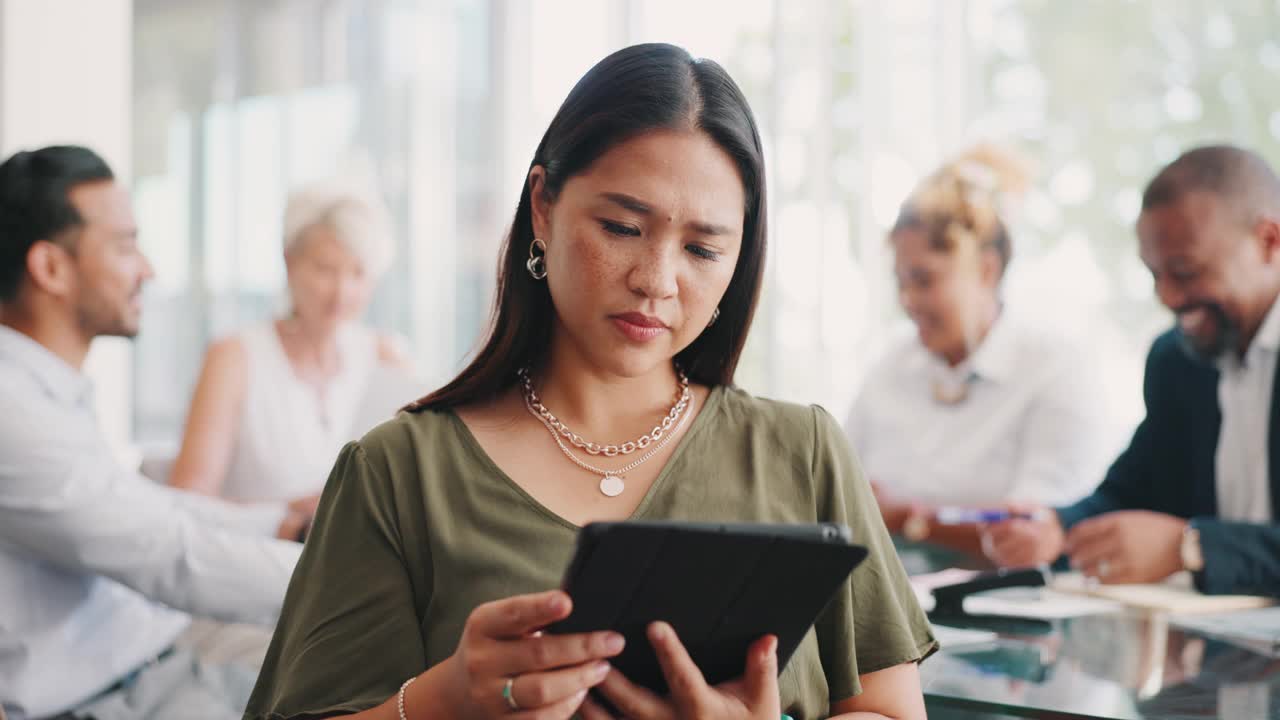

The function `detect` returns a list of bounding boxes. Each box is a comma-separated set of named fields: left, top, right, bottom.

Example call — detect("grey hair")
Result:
left=283, top=179, right=394, bottom=278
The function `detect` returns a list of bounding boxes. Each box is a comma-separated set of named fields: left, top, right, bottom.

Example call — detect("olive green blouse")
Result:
left=244, top=385, right=936, bottom=720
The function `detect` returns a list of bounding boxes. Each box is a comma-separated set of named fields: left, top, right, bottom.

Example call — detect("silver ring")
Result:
left=502, top=676, right=520, bottom=711
left=1097, top=560, right=1111, bottom=578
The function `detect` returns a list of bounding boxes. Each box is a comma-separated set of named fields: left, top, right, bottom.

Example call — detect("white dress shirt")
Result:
left=1215, top=295, right=1280, bottom=524
left=0, top=326, right=302, bottom=719
left=846, top=312, right=1111, bottom=508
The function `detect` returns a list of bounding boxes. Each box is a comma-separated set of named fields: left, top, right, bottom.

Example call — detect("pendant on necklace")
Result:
left=599, top=475, right=625, bottom=497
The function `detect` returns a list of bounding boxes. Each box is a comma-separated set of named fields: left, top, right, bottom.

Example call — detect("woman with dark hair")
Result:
left=246, top=43, right=933, bottom=720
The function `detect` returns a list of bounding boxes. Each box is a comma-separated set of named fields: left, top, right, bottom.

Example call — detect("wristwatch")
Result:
left=1180, top=521, right=1205, bottom=573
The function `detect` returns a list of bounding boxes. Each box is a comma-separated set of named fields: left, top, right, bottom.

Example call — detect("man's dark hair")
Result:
left=1141, top=144, right=1280, bottom=226
left=0, top=145, right=115, bottom=301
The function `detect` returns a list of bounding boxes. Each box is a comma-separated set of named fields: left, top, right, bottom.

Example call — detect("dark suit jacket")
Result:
left=1056, top=329, right=1280, bottom=596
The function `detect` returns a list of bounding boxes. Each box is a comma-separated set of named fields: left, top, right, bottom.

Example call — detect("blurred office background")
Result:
left=3, top=0, right=1279, bottom=456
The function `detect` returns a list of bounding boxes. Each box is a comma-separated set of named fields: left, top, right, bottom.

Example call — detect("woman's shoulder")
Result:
left=715, top=385, right=841, bottom=446
left=203, top=334, right=247, bottom=364
left=326, top=408, right=467, bottom=496
left=227, top=318, right=278, bottom=342
left=374, top=330, right=412, bottom=369
left=712, top=388, right=856, bottom=505
left=210, top=320, right=280, bottom=365
left=211, top=318, right=283, bottom=355
left=196, top=334, right=251, bottom=386
left=357, top=406, right=458, bottom=456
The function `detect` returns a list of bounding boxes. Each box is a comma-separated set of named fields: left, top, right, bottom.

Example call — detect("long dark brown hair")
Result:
left=408, top=43, right=768, bottom=412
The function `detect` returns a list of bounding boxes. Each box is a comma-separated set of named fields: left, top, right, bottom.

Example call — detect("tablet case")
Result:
left=547, top=521, right=869, bottom=694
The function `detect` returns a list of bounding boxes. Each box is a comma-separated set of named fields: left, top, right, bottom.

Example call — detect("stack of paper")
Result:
left=1051, top=572, right=1273, bottom=614
left=963, top=587, right=1124, bottom=618
left=930, top=623, right=998, bottom=648
left=1171, top=606, right=1280, bottom=656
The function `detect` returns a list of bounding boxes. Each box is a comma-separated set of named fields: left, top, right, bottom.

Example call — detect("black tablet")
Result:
left=546, top=521, right=869, bottom=694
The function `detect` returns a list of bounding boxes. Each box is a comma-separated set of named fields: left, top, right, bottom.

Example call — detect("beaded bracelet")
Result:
left=397, top=676, right=417, bottom=720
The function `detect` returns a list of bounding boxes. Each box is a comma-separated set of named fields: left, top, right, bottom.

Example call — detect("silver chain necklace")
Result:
left=519, top=368, right=694, bottom=497
left=524, top=391, right=694, bottom=497
left=518, top=367, right=690, bottom=456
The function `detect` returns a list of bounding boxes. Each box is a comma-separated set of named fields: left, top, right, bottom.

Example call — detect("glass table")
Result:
left=902, top=541, right=1280, bottom=719
left=922, top=611, right=1280, bottom=718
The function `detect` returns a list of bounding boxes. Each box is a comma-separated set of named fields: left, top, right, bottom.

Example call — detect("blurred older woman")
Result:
left=845, top=146, right=1111, bottom=558
left=168, top=181, right=410, bottom=503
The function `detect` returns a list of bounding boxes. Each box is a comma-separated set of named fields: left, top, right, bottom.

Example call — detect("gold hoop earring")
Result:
left=526, top=238, right=548, bottom=280
left=707, top=307, right=720, bottom=328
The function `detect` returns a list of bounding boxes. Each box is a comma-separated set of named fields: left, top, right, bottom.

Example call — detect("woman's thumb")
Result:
left=744, top=634, right=780, bottom=709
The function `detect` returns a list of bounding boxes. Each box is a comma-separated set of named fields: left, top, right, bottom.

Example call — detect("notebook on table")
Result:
left=1051, top=571, right=1273, bottom=614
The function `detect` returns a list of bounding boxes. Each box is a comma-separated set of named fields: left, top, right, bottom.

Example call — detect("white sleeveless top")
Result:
left=222, top=321, right=379, bottom=502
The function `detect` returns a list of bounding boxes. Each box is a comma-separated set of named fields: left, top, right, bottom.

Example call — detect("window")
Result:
left=133, top=0, right=1280, bottom=446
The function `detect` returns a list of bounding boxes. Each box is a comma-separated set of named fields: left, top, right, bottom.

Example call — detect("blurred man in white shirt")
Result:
left=0, top=146, right=308, bottom=720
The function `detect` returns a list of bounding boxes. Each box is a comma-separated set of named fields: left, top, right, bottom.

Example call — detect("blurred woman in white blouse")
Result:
left=168, top=180, right=412, bottom=503
left=845, top=145, right=1110, bottom=558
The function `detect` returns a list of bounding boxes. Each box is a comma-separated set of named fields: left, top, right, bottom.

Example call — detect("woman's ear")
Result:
left=529, top=166, right=551, bottom=242
left=979, top=246, right=1003, bottom=289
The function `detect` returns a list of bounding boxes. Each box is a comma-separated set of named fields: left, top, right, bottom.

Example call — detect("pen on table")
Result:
left=933, top=507, right=1051, bottom=525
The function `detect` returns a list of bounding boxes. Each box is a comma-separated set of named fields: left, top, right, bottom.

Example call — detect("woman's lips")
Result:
left=611, top=313, right=668, bottom=342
